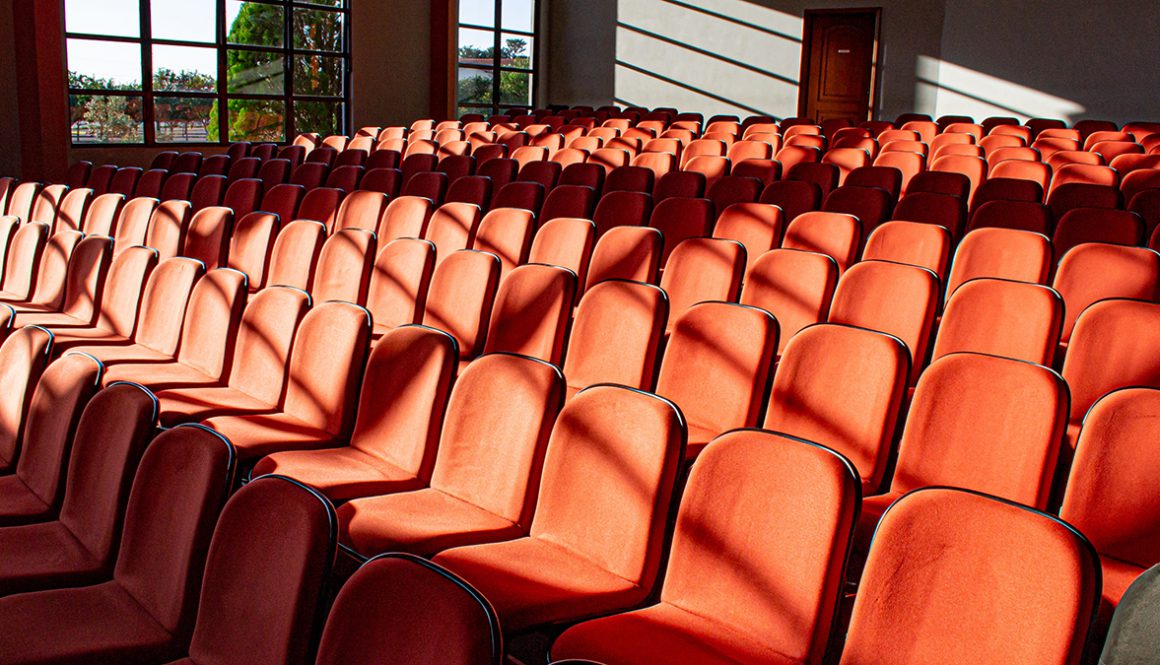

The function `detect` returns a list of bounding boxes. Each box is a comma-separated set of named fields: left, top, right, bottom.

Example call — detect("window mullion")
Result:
left=217, top=0, right=228, bottom=144
left=285, top=0, right=295, bottom=141
left=141, top=0, right=155, bottom=144
left=492, top=0, right=502, bottom=116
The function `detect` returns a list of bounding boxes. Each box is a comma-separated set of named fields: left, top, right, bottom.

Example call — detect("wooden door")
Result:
left=798, top=9, right=881, bottom=123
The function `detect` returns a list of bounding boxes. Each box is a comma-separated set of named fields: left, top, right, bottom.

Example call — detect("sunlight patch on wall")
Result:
left=615, top=0, right=802, bottom=118
left=916, top=55, right=1085, bottom=122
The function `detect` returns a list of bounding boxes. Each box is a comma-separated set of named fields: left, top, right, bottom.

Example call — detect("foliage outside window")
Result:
left=65, top=0, right=349, bottom=146
left=457, top=0, right=537, bottom=117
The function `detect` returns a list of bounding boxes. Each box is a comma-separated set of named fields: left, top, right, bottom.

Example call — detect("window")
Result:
left=456, top=0, right=538, bottom=117
left=65, top=0, right=350, bottom=146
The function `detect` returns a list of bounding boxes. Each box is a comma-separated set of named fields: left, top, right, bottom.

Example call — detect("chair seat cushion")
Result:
left=204, top=412, right=341, bottom=461
left=0, top=521, right=104, bottom=596
left=0, top=475, right=53, bottom=527
left=252, top=447, right=422, bottom=502
left=155, top=386, right=275, bottom=428
left=101, top=361, right=219, bottom=391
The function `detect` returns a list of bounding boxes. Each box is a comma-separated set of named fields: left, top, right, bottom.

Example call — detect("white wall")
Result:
left=543, top=0, right=1159, bottom=123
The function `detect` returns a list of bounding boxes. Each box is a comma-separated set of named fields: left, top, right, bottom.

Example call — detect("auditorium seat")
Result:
left=782, top=211, right=861, bottom=274
left=0, top=383, right=157, bottom=596
left=337, top=353, right=562, bottom=557
left=892, top=191, right=966, bottom=240
left=563, top=280, right=666, bottom=400
left=167, top=472, right=335, bottom=665
left=296, top=187, right=344, bottom=230
left=967, top=199, right=1053, bottom=235
left=0, top=222, right=48, bottom=303
left=79, top=192, right=126, bottom=236
left=658, top=238, right=745, bottom=328
left=1061, top=299, right=1160, bottom=454
left=908, top=170, right=970, bottom=200
left=1052, top=243, right=1160, bottom=344
left=482, top=264, right=575, bottom=365
left=740, top=248, right=837, bottom=355
left=422, top=249, right=501, bottom=364
left=528, top=217, right=596, bottom=293
left=366, top=238, right=436, bottom=339
left=138, top=199, right=191, bottom=261
left=266, top=220, right=326, bottom=292
left=202, top=300, right=370, bottom=462
left=759, top=179, right=822, bottom=221
left=314, top=553, right=502, bottom=665
left=1052, top=208, right=1144, bottom=258
left=846, top=165, right=903, bottom=199
left=933, top=278, right=1063, bottom=365
left=4, top=230, right=85, bottom=316
left=656, top=301, right=777, bottom=460
left=841, top=488, right=1098, bottom=665
left=706, top=175, right=762, bottom=214
left=252, top=325, right=455, bottom=501
left=541, top=184, right=597, bottom=223
left=0, top=326, right=53, bottom=473
left=855, top=353, right=1069, bottom=554
left=99, top=268, right=248, bottom=390
left=379, top=195, right=436, bottom=241
left=432, top=385, right=683, bottom=634
left=944, top=228, right=1053, bottom=298
left=593, top=190, right=652, bottom=237
left=764, top=324, right=907, bottom=492
left=334, top=189, right=388, bottom=233
left=1048, top=183, right=1123, bottom=219
left=654, top=170, right=705, bottom=201
left=0, top=424, right=235, bottom=664
left=473, top=208, right=535, bottom=279
left=861, top=220, right=952, bottom=280
left=648, top=197, right=713, bottom=264
left=180, top=207, right=232, bottom=271
left=402, top=171, right=449, bottom=205
left=585, top=225, right=663, bottom=289
left=154, top=286, right=309, bottom=427
left=310, top=228, right=375, bottom=305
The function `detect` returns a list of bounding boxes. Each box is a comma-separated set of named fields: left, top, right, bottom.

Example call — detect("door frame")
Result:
left=796, top=7, right=884, bottom=121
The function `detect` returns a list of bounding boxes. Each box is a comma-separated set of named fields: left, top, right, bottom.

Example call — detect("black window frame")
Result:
left=65, top=0, right=352, bottom=147
left=456, top=0, right=540, bottom=117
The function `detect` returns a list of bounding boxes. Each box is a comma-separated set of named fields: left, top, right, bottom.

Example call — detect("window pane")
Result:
left=152, top=0, right=216, bottom=43
left=295, top=100, right=344, bottom=136
left=293, top=8, right=344, bottom=51
left=226, top=1, right=284, bottom=47
left=294, top=55, right=344, bottom=96
left=501, top=0, right=534, bottom=32
left=67, top=39, right=143, bottom=90
left=300, top=0, right=343, bottom=6
left=502, top=34, right=533, bottom=70
left=70, top=94, right=144, bottom=144
left=499, top=71, right=531, bottom=106
left=228, top=98, right=285, bottom=142
left=457, top=68, right=493, bottom=106
left=154, top=96, right=219, bottom=143
left=458, top=28, right=495, bottom=64
left=227, top=49, right=284, bottom=94
left=459, top=0, right=495, bottom=27
left=65, top=0, right=140, bottom=38
left=153, top=45, right=218, bottom=92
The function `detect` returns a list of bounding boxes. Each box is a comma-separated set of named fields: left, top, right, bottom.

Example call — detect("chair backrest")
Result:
left=846, top=165, right=902, bottom=199
left=335, top=325, right=458, bottom=486
left=27, top=230, right=83, bottom=308
left=267, top=220, right=327, bottom=292
left=296, top=187, right=344, bottom=229
left=893, top=353, right=1068, bottom=508
left=781, top=211, right=861, bottom=274
left=649, top=196, right=713, bottom=265
left=96, top=245, right=159, bottom=337
left=842, top=488, right=1098, bottom=665
left=134, top=257, right=205, bottom=354
left=1047, top=183, right=1123, bottom=219
left=482, top=264, right=576, bottom=364
left=1062, top=299, right=1160, bottom=433
left=174, top=268, right=248, bottom=378
left=655, top=170, right=706, bottom=201
left=528, top=217, right=596, bottom=291
left=473, top=208, right=534, bottom=279
left=525, top=385, right=682, bottom=592
left=30, top=184, right=67, bottom=226
left=862, top=220, right=951, bottom=280
left=82, top=192, right=126, bottom=237
left=934, top=278, right=1063, bottom=366
left=227, top=286, right=311, bottom=407
left=1061, top=387, right=1160, bottom=605
left=0, top=222, right=48, bottom=299
left=58, top=234, right=112, bottom=321
left=741, top=248, right=838, bottom=356
left=822, top=185, right=894, bottom=237
left=6, top=182, right=42, bottom=220
left=945, top=228, right=1053, bottom=299
left=422, top=249, right=501, bottom=360
left=1052, top=243, right=1160, bottom=342
left=1052, top=208, right=1144, bottom=258
left=893, top=191, right=966, bottom=240
left=872, top=150, right=926, bottom=193
left=141, top=199, right=192, bottom=260
left=334, top=190, right=388, bottom=233
left=593, top=190, right=653, bottom=237
left=563, top=280, right=666, bottom=400
left=182, top=206, right=233, bottom=270
left=656, top=429, right=860, bottom=663
left=429, top=353, right=563, bottom=525
left=366, top=238, right=436, bottom=334
left=829, top=260, right=939, bottom=385
left=378, top=195, right=435, bottom=241
left=425, top=202, right=484, bottom=267
left=540, top=185, right=596, bottom=223
left=283, top=301, right=371, bottom=437
left=57, top=382, right=159, bottom=579
left=658, top=238, right=746, bottom=328
left=311, top=228, right=376, bottom=305
left=0, top=326, right=53, bottom=470
left=765, top=323, right=908, bottom=493
left=181, top=475, right=336, bottom=665
left=972, top=177, right=1044, bottom=212
left=190, top=175, right=227, bottom=212
left=102, top=425, right=233, bottom=649
left=315, top=553, right=502, bottom=665
left=227, top=212, right=277, bottom=292
left=656, top=301, right=777, bottom=456
left=1100, top=563, right=1160, bottom=665
left=221, top=178, right=263, bottom=218
left=968, top=199, right=1053, bottom=235
left=585, top=225, right=663, bottom=290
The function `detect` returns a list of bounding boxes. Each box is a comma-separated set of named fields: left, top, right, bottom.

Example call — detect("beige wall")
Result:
left=543, top=0, right=1159, bottom=124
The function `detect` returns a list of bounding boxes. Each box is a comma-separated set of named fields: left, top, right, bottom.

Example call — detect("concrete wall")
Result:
left=351, top=0, right=433, bottom=127
left=0, top=0, right=22, bottom=178
left=544, top=0, right=1159, bottom=124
